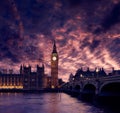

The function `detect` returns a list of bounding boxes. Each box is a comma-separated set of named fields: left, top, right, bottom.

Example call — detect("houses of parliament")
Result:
left=0, top=41, right=63, bottom=90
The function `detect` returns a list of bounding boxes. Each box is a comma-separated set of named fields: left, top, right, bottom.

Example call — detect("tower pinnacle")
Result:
left=52, top=40, right=57, bottom=53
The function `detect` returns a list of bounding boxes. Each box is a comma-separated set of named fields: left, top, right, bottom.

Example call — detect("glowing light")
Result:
left=51, top=85, right=55, bottom=89
left=96, top=68, right=99, bottom=73
left=0, top=85, right=23, bottom=89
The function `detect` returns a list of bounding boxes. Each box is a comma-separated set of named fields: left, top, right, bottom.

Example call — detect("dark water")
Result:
left=0, top=93, right=108, bottom=113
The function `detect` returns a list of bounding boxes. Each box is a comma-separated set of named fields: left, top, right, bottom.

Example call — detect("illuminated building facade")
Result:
left=0, top=64, right=45, bottom=90
left=0, top=74, right=23, bottom=89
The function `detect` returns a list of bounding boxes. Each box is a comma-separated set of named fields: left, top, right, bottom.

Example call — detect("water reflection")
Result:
left=43, top=93, right=59, bottom=113
left=0, top=93, right=105, bottom=113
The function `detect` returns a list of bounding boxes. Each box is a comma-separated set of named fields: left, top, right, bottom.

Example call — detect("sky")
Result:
left=0, top=0, right=120, bottom=82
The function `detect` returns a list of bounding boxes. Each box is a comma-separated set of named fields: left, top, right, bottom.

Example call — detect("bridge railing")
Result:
left=72, top=74, right=120, bottom=83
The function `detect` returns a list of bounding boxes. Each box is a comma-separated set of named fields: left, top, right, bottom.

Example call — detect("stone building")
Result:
left=0, top=64, right=45, bottom=90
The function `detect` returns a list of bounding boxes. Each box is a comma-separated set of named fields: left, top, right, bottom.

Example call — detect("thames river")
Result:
left=0, top=92, right=113, bottom=113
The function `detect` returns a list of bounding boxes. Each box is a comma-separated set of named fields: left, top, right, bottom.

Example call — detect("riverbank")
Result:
left=0, top=88, right=62, bottom=93
left=64, top=90, right=120, bottom=113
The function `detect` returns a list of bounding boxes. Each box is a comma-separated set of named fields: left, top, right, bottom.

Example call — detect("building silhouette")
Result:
left=73, top=67, right=107, bottom=80
left=0, top=41, right=62, bottom=90
left=0, top=64, right=45, bottom=90
left=69, top=67, right=120, bottom=82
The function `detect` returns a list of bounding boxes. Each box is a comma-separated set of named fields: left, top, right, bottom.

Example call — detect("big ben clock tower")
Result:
left=51, top=40, right=58, bottom=88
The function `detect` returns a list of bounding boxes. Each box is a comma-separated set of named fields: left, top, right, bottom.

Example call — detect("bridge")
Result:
left=61, top=69, right=120, bottom=97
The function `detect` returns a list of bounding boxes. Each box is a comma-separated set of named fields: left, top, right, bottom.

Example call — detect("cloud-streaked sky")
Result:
left=0, top=0, right=120, bottom=81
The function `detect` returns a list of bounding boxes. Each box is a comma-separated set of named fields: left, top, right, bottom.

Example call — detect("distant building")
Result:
left=109, top=68, right=120, bottom=76
left=0, top=73, right=23, bottom=89
left=74, top=67, right=107, bottom=78
left=0, top=64, right=45, bottom=90
left=69, top=67, right=120, bottom=82
left=58, top=78, right=65, bottom=88
left=71, top=67, right=107, bottom=81
left=22, top=64, right=45, bottom=90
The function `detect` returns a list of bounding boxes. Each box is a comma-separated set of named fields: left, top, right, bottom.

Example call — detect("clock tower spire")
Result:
left=51, top=40, right=58, bottom=88
left=52, top=40, right=57, bottom=53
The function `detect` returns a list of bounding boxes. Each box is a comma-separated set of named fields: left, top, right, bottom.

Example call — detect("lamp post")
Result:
left=96, top=68, right=99, bottom=78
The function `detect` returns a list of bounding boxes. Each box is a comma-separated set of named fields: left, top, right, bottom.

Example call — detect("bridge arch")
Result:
left=69, top=86, right=73, bottom=90
left=100, top=82, right=120, bottom=96
left=74, top=84, right=81, bottom=91
left=83, top=84, right=96, bottom=94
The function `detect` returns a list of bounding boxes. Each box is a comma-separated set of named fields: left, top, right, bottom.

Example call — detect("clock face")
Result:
left=52, top=56, right=57, bottom=61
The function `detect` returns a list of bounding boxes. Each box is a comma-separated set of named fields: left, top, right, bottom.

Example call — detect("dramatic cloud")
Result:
left=0, top=0, right=120, bottom=81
